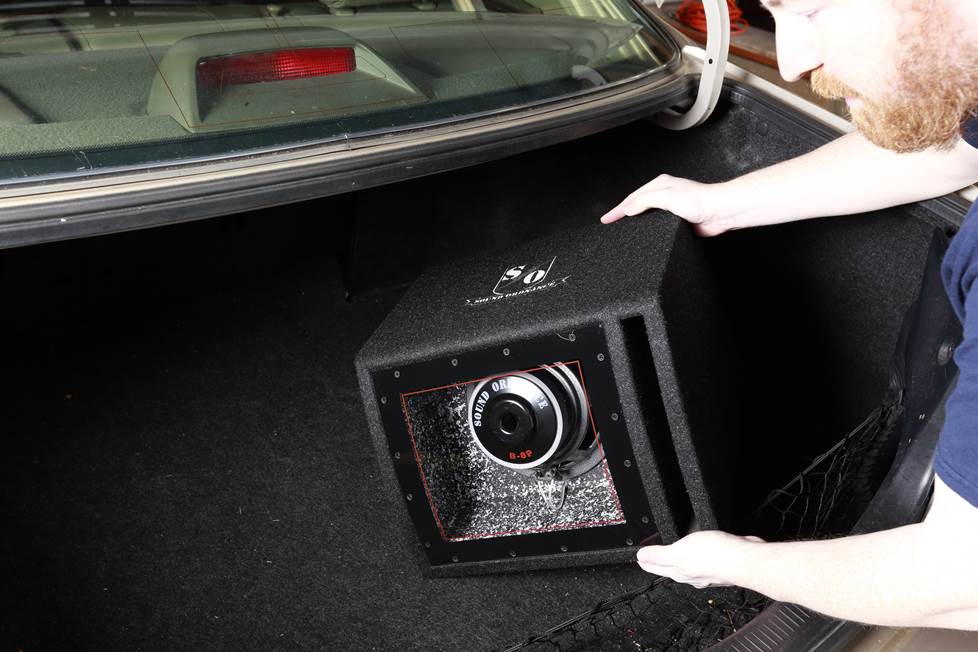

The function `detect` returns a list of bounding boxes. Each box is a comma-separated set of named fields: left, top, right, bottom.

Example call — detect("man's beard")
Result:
left=811, top=68, right=977, bottom=153
left=810, top=4, right=978, bottom=153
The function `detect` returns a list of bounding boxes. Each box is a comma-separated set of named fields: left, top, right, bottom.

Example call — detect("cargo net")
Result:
left=497, top=396, right=903, bottom=652
left=754, top=397, right=904, bottom=541
left=497, top=579, right=766, bottom=652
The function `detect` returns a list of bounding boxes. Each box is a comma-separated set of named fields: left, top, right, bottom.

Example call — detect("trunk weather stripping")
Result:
left=654, top=0, right=729, bottom=130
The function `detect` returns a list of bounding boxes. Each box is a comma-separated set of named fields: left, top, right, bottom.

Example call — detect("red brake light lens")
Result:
left=196, top=47, right=357, bottom=89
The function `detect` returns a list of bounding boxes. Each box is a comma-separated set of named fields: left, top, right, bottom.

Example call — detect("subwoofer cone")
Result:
left=467, top=364, right=589, bottom=471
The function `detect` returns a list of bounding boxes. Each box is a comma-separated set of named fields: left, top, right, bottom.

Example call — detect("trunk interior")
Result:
left=0, top=91, right=961, bottom=650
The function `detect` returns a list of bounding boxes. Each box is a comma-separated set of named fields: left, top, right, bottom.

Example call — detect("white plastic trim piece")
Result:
left=656, top=0, right=729, bottom=130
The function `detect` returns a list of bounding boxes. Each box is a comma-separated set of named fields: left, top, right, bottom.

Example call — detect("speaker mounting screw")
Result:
left=560, top=545, right=568, bottom=553
left=503, top=348, right=510, bottom=356
left=611, top=412, right=619, bottom=422
left=597, top=353, right=605, bottom=362
left=424, top=541, right=431, bottom=548
left=451, top=555, right=459, bottom=563
left=451, top=358, right=458, bottom=367
left=394, top=370, right=400, bottom=378
left=641, top=516, right=650, bottom=524
left=938, top=340, right=955, bottom=366
left=623, top=459, right=632, bottom=468
left=625, top=538, right=634, bottom=546
left=393, top=452, right=401, bottom=460
left=406, top=493, right=414, bottom=501
left=568, top=333, right=576, bottom=342
left=380, top=396, right=388, bottom=405
left=509, top=550, right=517, bottom=558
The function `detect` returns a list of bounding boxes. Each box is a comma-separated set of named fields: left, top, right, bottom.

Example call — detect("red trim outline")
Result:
left=399, top=360, right=626, bottom=543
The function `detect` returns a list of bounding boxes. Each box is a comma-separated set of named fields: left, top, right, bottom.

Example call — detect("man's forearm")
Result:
left=723, top=523, right=978, bottom=629
left=712, top=131, right=978, bottom=230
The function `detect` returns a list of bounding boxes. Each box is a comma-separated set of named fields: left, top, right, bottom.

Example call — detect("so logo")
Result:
left=492, top=257, right=557, bottom=296
left=464, top=256, right=567, bottom=305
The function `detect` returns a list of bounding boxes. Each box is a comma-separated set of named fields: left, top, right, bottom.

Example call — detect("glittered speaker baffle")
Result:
left=363, top=325, right=662, bottom=576
left=400, top=362, right=625, bottom=543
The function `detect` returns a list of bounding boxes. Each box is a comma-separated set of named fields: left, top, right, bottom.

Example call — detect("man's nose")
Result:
left=775, top=20, right=822, bottom=82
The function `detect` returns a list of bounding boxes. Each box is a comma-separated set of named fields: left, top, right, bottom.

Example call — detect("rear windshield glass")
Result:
left=0, top=0, right=676, bottom=180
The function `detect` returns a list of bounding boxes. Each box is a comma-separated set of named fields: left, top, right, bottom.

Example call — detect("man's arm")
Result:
left=636, top=477, right=978, bottom=629
left=601, top=131, right=978, bottom=235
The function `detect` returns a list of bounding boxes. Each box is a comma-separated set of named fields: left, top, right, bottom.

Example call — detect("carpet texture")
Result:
left=0, top=230, right=655, bottom=651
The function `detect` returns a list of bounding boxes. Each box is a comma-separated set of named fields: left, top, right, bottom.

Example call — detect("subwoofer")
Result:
left=356, top=215, right=736, bottom=576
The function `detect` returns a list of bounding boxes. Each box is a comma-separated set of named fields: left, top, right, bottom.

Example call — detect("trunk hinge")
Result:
left=655, top=0, right=731, bottom=130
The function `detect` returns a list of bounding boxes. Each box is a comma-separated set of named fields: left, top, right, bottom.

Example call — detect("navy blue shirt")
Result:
left=936, top=121, right=978, bottom=507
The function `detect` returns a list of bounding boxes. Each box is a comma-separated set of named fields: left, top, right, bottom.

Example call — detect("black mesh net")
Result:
left=497, top=392, right=904, bottom=652
left=497, top=580, right=766, bottom=652
left=754, top=397, right=904, bottom=541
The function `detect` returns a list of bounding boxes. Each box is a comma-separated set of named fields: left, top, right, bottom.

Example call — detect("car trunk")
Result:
left=0, top=86, right=965, bottom=650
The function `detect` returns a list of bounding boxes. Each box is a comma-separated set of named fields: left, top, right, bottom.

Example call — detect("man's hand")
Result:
left=599, top=175, right=729, bottom=236
left=635, top=479, right=978, bottom=629
left=600, top=133, right=978, bottom=235
left=636, top=531, right=765, bottom=589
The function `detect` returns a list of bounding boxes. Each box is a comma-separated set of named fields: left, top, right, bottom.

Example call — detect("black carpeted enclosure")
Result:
left=0, top=90, right=966, bottom=650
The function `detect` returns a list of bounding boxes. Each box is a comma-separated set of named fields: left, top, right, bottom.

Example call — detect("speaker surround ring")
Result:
left=468, top=372, right=564, bottom=470
left=467, top=363, right=590, bottom=471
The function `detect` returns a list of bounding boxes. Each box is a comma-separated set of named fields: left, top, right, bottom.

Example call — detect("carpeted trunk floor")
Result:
left=0, top=237, right=651, bottom=651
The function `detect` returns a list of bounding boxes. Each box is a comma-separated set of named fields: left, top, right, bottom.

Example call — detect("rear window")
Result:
left=0, top=0, right=677, bottom=181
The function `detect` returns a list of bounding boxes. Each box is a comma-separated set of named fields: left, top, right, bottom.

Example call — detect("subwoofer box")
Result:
left=356, top=215, right=737, bottom=576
